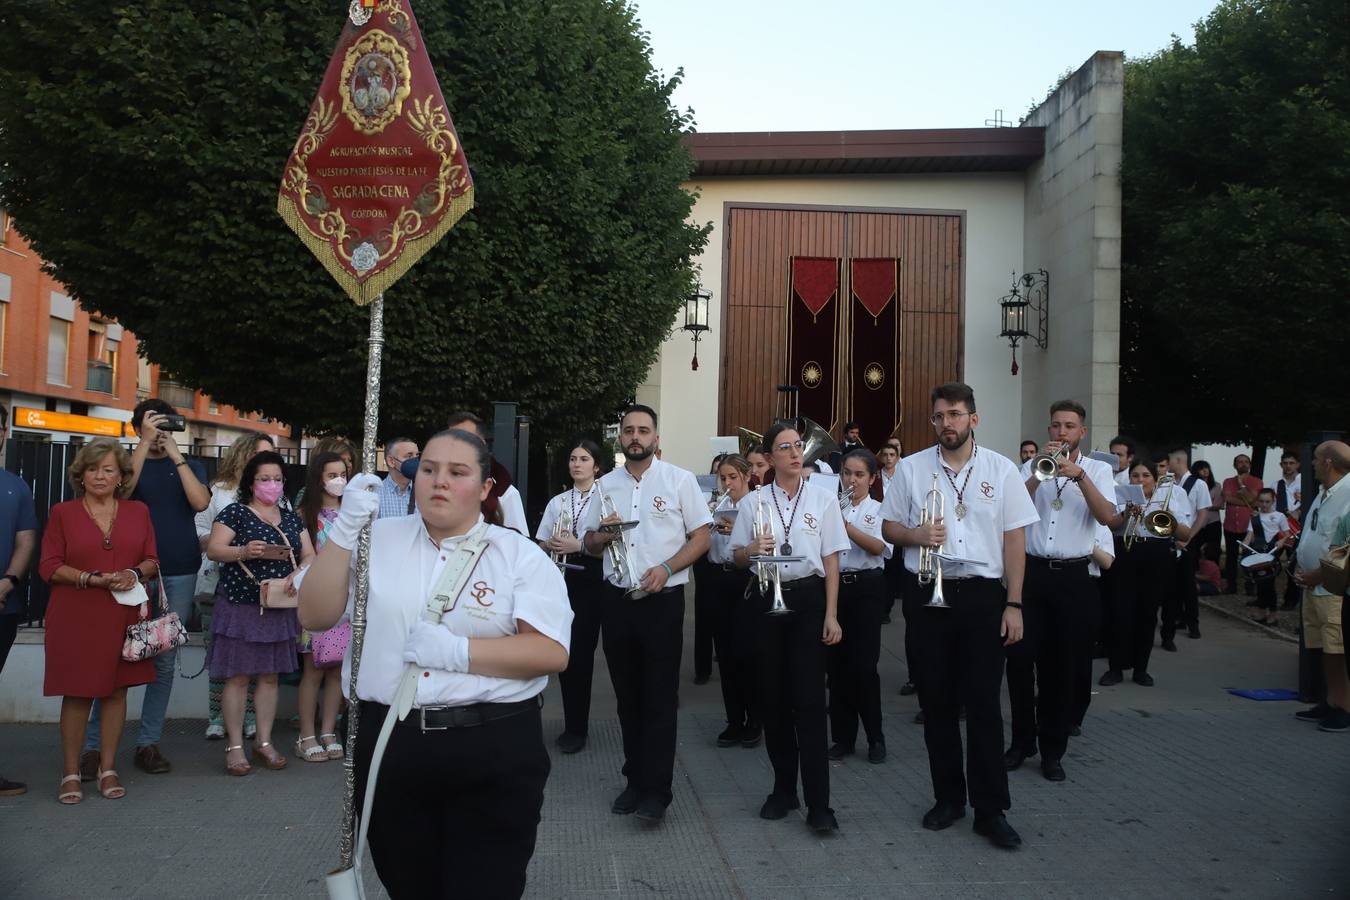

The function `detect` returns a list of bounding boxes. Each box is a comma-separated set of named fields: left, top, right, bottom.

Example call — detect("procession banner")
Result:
left=277, top=0, right=473, bottom=304
left=848, top=257, right=901, bottom=445
left=786, top=256, right=840, bottom=430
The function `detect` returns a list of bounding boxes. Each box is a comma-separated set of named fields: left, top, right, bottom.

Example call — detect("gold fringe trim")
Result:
left=276, top=187, right=474, bottom=306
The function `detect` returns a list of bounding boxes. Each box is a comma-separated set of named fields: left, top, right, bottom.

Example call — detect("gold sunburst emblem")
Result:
left=864, top=363, right=885, bottom=390
left=801, top=361, right=823, bottom=388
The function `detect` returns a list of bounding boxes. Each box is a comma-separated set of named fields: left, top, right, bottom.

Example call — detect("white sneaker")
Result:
left=205, top=723, right=225, bottom=741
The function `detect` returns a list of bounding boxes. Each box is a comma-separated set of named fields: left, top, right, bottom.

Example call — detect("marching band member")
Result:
left=446, top=411, right=528, bottom=534
left=536, top=438, right=607, bottom=754
left=880, top=382, right=1038, bottom=850
left=706, top=454, right=760, bottom=748
left=581, top=405, right=711, bottom=825
left=1109, top=436, right=1137, bottom=487
left=1074, top=523, right=1117, bottom=731
left=827, top=448, right=892, bottom=764
left=1099, top=460, right=1194, bottom=688
left=746, top=445, right=771, bottom=486
left=298, top=428, right=572, bottom=900
left=1165, top=447, right=1211, bottom=644
left=1004, top=401, right=1118, bottom=782
left=693, top=454, right=728, bottom=686
left=730, top=422, right=846, bottom=834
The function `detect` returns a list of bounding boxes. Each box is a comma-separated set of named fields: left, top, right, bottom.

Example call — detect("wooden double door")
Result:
left=717, top=204, right=965, bottom=457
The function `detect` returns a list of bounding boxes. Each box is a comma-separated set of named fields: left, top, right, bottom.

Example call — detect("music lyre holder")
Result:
left=599, top=521, right=639, bottom=533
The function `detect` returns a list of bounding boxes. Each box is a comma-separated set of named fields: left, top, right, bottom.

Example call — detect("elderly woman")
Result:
left=206, top=450, right=315, bottom=775
left=42, top=439, right=160, bottom=804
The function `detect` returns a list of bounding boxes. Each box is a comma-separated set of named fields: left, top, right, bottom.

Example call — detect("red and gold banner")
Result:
left=849, top=258, right=900, bottom=445
left=277, top=1, right=472, bottom=305
left=786, top=256, right=840, bottom=430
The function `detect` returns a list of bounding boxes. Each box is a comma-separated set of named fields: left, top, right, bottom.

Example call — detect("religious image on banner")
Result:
left=786, top=256, right=840, bottom=430
left=848, top=258, right=901, bottom=445
left=277, top=1, right=473, bottom=305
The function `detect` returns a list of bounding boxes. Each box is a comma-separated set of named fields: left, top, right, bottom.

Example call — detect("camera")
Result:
left=159, top=413, right=187, bottom=432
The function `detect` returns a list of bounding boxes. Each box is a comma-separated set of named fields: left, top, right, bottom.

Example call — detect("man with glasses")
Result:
left=1271, top=450, right=1303, bottom=609
left=880, top=382, right=1038, bottom=849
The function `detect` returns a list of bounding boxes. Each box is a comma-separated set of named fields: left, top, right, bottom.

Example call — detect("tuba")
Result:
left=797, top=416, right=840, bottom=469
left=917, top=473, right=950, bottom=608
left=596, top=482, right=646, bottom=597
left=737, top=427, right=764, bottom=457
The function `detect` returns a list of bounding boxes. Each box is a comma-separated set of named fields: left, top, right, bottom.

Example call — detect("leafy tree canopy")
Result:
left=0, top=0, right=709, bottom=444
left=1121, top=0, right=1350, bottom=453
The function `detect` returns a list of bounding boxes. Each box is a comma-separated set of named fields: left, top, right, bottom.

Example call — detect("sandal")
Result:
left=96, top=769, right=125, bottom=800
left=58, top=774, right=83, bottom=805
left=224, top=745, right=252, bottom=777
left=294, top=736, right=327, bottom=763
left=252, top=741, right=288, bottom=771
left=319, top=732, right=344, bottom=760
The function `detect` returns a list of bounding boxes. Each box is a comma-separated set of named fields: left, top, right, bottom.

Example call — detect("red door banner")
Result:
left=849, top=258, right=900, bottom=446
left=786, top=257, right=840, bottom=431
left=276, top=1, right=473, bottom=305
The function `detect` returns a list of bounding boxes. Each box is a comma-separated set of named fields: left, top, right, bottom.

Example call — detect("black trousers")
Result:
left=1109, top=540, right=1174, bottom=674
left=754, top=577, right=829, bottom=810
left=558, top=556, right=605, bottom=738
left=827, top=570, right=885, bottom=748
left=1223, top=529, right=1247, bottom=592
left=899, top=566, right=923, bottom=688
left=1006, top=560, right=1098, bottom=761
left=601, top=583, right=684, bottom=807
left=0, top=613, right=17, bottom=675
left=708, top=564, right=756, bottom=729
left=883, top=552, right=904, bottom=619
left=354, top=700, right=550, bottom=900
left=912, top=577, right=1009, bottom=814
left=692, top=556, right=716, bottom=680
left=1074, top=579, right=1106, bottom=727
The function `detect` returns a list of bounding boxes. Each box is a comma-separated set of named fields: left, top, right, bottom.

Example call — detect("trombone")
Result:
left=751, top=488, right=792, bottom=616
left=917, top=473, right=950, bottom=608
left=1031, top=444, right=1067, bottom=481
left=595, top=482, right=646, bottom=597
left=1123, top=473, right=1179, bottom=551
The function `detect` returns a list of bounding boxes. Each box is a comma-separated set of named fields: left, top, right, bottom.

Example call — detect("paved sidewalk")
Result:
left=2, top=607, right=1347, bottom=899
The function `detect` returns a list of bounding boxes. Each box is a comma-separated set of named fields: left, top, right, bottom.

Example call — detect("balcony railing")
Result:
left=157, top=379, right=196, bottom=409
left=85, top=361, right=114, bottom=393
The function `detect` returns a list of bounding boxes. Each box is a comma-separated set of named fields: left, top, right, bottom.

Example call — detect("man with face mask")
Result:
left=377, top=437, right=419, bottom=518
left=80, top=399, right=210, bottom=780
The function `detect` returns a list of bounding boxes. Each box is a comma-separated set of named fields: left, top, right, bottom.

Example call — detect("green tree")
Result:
left=0, top=0, right=708, bottom=444
left=1121, top=0, right=1350, bottom=464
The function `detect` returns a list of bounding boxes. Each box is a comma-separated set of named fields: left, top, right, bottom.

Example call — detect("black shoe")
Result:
left=555, top=732, right=586, bottom=754
left=913, top=710, right=925, bottom=724
left=693, top=673, right=710, bottom=685
left=806, top=807, right=839, bottom=833
left=1003, top=744, right=1037, bottom=770
left=611, top=786, right=640, bottom=815
left=867, top=741, right=887, bottom=764
left=759, top=793, right=800, bottom=820
left=1161, top=638, right=1178, bottom=652
left=1098, top=669, right=1123, bottom=686
left=634, top=796, right=666, bottom=824
left=1069, top=725, right=1081, bottom=737
left=1317, top=710, right=1350, bottom=733
left=974, top=813, right=1022, bottom=849
left=716, top=725, right=742, bottom=748
left=0, top=776, right=26, bottom=796
left=1187, top=625, right=1201, bottom=639
left=921, top=801, right=965, bottom=831
left=740, top=723, right=763, bottom=748
left=827, top=742, right=854, bottom=761
left=899, top=681, right=917, bottom=696
left=1133, top=671, right=1155, bottom=687
left=1041, top=758, right=1066, bottom=782
left=1296, top=703, right=1333, bottom=722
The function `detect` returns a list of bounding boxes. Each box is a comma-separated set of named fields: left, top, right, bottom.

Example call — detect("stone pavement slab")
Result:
left=1, top=606, right=1347, bottom=899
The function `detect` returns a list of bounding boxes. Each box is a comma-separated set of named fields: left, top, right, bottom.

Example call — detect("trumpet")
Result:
left=1031, top=444, right=1067, bottom=481
left=548, top=509, right=572, bottom=569
left=752, top=488, right=791, bottom=616
left=1123, top=473, right=1178, bottom=551
left=838, top=479, right=852, bottom=513
left=596, top=482, right=646, bottom=598
left=708, top=487, right=724, bottom=516
left=917, top=473, right=950, bottom=608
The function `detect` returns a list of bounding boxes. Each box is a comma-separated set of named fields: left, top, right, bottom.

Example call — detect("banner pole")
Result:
left=339, top=290, right=385, bottom=869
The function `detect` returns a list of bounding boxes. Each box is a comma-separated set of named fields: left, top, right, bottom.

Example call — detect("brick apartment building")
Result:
left=0, top=210, right=295, bottom=453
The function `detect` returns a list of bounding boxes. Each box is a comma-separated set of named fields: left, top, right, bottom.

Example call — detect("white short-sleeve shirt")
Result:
left=1172, top=469, right=1212, bottom=518
left=499, top=484, right=527, bottom=535
left=1021, top=452, right=1117, bottom=559
left=1089, top=522, right=1116, bottom=576
left=1118, top=478, right=1196, bottom=532
left=880, top=443, right=1040, bottom=580
left=1268, top=475, right=1302, bottom=515
left=535, top=486, right=598, bottom=542
left=343, top=515, right=573, bottom=708
left=579, top=458, right=712, bottom=588
left=729, top=479, right=850, bottom=581
left=840, top=496, right=892, bottom=571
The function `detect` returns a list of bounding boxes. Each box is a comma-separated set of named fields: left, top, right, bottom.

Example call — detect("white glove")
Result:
left=402, top=620, right=471, bottom=673
left=325, top=472, right=382, bottom=550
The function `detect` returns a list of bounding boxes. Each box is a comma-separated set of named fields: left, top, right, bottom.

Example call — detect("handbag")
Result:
left=1321, top=541, right=1350, bottom=596
left=122, top=577, right=189, bottom=662
left=312, top=621, right=352, bottom=669
left=238, top=517, right=299, bottom=611
left=326, top=523, right=492, bottom=900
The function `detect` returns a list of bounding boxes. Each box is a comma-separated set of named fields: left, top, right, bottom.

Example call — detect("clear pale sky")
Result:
left=631, top=0, right=1219, bottom=132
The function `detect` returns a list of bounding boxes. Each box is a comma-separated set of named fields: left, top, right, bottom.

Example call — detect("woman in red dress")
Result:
left=42, top=439, right=159, bottom=804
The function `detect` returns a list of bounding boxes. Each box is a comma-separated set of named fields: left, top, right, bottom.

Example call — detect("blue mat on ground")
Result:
left=1226, top=688, right=1299, bottom=701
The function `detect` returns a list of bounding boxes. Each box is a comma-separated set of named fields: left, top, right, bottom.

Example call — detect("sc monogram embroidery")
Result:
left=803, top=512, right=818, bottom=528
left=470, top=580, right=495, bottom=607
left=980, top=481, right=995, bottom=498
left=652, top=496, right=667, bottom=512
left=864, top=514, right=876, bottom=526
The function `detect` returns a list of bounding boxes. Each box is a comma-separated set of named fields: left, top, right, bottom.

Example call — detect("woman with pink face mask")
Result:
left=206, top=450, right=316, bottom=776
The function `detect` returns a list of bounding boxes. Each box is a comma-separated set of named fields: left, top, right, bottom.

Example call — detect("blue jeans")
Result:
left=85, top=574, right=198, bottom=750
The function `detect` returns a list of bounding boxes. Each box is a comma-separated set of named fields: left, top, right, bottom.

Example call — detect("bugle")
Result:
left=596, top=482, right=646, bottom=597
left=751, top=488, right=791, bottom=616
left=917, top=473, right=950, bottom=608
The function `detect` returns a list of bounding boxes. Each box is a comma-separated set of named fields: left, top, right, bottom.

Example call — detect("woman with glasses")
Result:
left=730, top=423, right=846, bottom=834
left=205, top=450, right=316, bottom=775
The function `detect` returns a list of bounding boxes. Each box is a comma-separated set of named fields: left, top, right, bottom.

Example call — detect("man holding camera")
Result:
left=81, top=399, right=210, bottom=778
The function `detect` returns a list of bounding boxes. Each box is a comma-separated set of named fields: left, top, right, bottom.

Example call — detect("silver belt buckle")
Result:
left=419, top=706, right=450, bottom=732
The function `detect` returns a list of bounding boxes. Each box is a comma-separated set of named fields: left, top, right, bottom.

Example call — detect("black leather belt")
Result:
left=1028, top=555, right=1092, bottom=570
left=841, top=569, right=884, bottom=584
left=390, top=695, right=542, bottom=732
left=721, top=563, right=740, bottom=572
left=780, top=575, right=823, bottom=591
